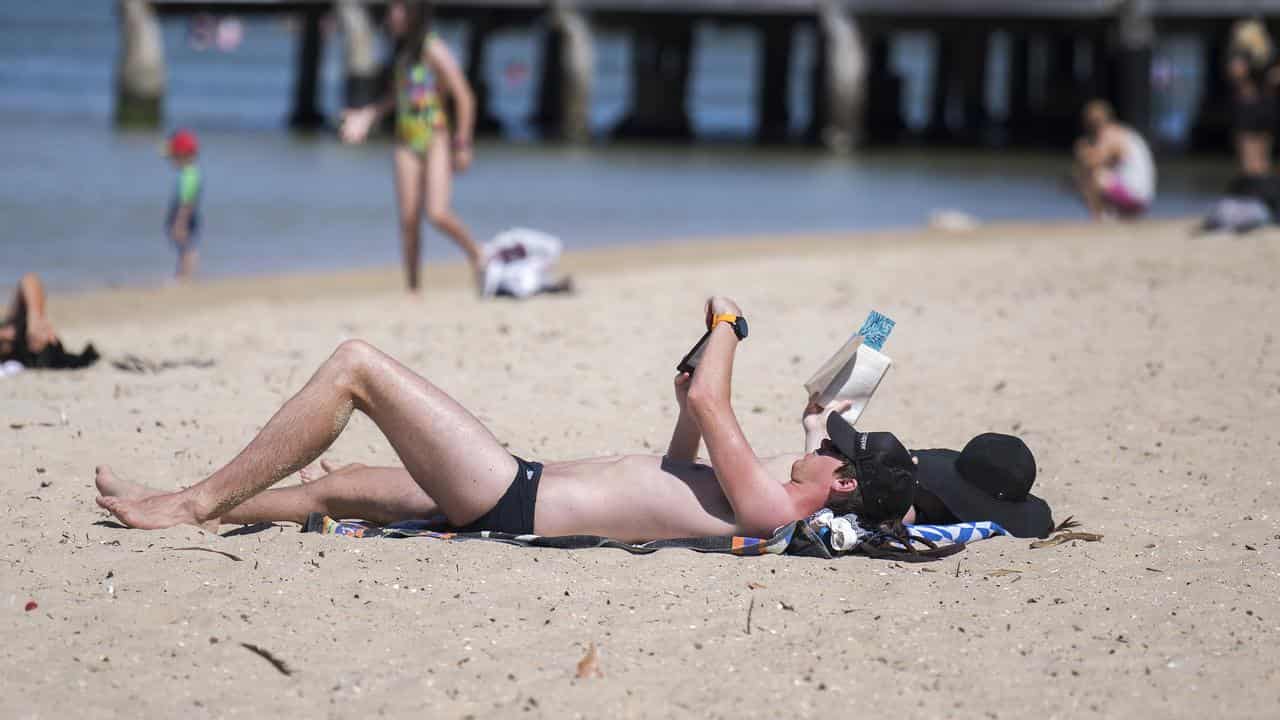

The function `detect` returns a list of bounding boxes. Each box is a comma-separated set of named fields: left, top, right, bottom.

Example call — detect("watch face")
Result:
left=734, top=317, right=749, bottom=339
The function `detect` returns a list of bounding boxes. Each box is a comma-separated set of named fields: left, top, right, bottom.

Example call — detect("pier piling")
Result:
left=614, top=18, right=694, bottom=140
left=534, top=2, right=593, bottom=142
left=808, top=1, right=865, bottom=152
left=337, top=0, right=380, bottom=109
left=114, top=0, right=166, bottom=129
left=288, top=7, right=326, bottom=129
left=756, top=20, right=794, bottom=144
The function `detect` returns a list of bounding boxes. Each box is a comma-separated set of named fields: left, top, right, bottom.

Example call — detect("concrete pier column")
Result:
left=926, top=31, right=959, bottom=141
left=465, top=17, right=502, bottom=135
left=864, top=32, right=903, bottom=145
left=959, top=32, right=990, bottom=138
left=534, top=2, right=594, bottom=142
left=1190, top=26, right=1232, bottom=151
left=807, top=1, right=866, bottom=152
left=1005, top=32, right=1032, bottom=140
left=614, top=18, right=694, bottom=140
left=289, top=7, right=326, bottom=129
left=114, top=0, right=166, bottom=128
left=337, top=0, right=379, bottom=108
left=929, top=30, right=990, bottom=142
left=1113, top=0, right=1154, bottom=136
left=1038, top=33, right=1082, bottom=145
left=756, top=20, right=794, bottom=144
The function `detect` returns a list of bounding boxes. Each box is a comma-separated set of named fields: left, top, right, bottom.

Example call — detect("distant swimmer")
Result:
left=339, top=1, right=484, bottom=295
left=1072, top=99, right=1156, bottom=220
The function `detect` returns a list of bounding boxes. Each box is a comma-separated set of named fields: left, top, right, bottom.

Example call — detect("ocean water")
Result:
left=0, top=1, right=1233, bottom=290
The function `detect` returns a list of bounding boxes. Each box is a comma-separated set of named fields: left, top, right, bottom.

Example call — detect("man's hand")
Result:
left=802, top=394, right=853, bottom=452
left=704, top=296, right=743, bottom=329
left=674, top=371, right=692, bottom=409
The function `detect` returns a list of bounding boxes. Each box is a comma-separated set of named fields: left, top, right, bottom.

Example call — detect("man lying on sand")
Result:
left=96, top=297, right=918, bottom=543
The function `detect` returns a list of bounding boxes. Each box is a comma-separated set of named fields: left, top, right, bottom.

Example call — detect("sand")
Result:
left=3, top=220, right=1279, bottom=718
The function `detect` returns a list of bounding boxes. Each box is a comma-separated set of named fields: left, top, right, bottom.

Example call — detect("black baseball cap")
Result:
left=826, top=413, right=917, bottom=524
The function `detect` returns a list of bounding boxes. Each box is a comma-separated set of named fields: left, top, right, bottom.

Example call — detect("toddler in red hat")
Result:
left=166, top=129, right=202, bottom=279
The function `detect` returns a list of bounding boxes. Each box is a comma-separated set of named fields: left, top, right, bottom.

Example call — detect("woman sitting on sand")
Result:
left=339, top=0, right=484, bottom=294
left=0, top=273, right=98, bottom=371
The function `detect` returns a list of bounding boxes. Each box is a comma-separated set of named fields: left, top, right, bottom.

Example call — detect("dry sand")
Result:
left=3, top=220, right=1279, bottom=718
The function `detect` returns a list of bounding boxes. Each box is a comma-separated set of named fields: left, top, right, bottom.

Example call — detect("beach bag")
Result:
left=1200, top=197, right=1273, bottom=234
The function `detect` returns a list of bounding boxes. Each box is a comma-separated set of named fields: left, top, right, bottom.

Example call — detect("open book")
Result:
left=803, top=311, right=895, bottom=424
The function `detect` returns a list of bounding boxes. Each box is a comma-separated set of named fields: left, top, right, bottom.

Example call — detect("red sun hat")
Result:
left=168, top=129, right=199, bottom=157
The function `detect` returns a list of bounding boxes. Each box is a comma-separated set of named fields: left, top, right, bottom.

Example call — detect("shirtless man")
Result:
left=1072, top=99, right=1156, bottom=220
left=95, top=297, right=917, bottom=542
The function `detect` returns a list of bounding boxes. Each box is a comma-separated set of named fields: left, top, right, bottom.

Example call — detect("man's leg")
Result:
left=96, top=462, right=438, bottom=526
left=97, top=340, right=518, bottom=529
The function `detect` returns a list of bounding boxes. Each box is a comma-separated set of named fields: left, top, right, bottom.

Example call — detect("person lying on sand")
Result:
left=0, top=272, right=98, bottom=370
left=95, top=296, right=917, bottom=543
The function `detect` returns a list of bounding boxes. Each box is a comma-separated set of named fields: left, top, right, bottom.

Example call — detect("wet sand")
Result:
left=3, top=219, right=1278, bottom=718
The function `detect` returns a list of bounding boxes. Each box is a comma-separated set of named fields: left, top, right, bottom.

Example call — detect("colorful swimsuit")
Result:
left=396, top=49, right=448, bottom=153
left=166, top=164, right=202, bottom=246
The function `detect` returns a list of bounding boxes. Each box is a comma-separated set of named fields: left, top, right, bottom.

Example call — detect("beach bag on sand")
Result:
left=1200, top=197, right=1273, bottom=235
left=481, top=228, right=563, bottom=299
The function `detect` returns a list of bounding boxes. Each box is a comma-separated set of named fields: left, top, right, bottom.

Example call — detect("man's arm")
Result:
left=686, top=297, right=799, bottom=536
left=665, top=372, right=701, bottom=462
left=13, top=273, right=56, bottom=351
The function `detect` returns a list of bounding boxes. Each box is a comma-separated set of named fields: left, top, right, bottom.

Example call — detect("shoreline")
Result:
left=49, top=218, right=1194, bottom=329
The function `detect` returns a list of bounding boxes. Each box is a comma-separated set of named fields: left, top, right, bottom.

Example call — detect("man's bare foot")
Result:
left=95, top=465, right=165, bottom=500
left=96, top=491, right=207, bottom=530
left=94, top=468, right=221, bottom=530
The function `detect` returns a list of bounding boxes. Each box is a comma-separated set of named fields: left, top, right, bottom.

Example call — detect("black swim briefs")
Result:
left=453, top=456, right=542, bottom=535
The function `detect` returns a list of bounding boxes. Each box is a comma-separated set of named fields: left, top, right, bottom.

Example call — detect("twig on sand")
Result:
left=165, top=546, right=243, bottom=562
left=1052, top=516, right=1082, bottom=533
left=240, top=643, right=293, bottom=676
left=745, top=596, right=755, bottom=635
left=1030, top=531, right=1104, bottom=549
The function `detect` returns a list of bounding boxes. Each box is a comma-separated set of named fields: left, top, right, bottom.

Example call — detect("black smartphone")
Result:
left=677, top=328, right=712, bottom=374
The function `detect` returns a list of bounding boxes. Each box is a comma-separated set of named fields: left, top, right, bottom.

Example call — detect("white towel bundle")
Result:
left=481, top=227, right=563, bottom=299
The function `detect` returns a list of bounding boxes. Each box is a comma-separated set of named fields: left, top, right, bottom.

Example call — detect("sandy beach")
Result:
left=3, top=220, right=1278, bottom=718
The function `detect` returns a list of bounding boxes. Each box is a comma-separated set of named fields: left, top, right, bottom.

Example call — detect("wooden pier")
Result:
left=115, top=0, right=1280, bottom=150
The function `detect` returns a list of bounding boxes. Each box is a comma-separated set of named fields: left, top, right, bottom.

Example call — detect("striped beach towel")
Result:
left=302, top=510, right=1005, bottom=561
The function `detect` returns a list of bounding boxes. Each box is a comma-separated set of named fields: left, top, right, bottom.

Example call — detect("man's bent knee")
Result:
left=330, top=340, right=386, bottom=394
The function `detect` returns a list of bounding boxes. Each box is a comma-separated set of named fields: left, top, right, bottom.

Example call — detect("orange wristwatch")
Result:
left=710, top=313, right=749, bottom=340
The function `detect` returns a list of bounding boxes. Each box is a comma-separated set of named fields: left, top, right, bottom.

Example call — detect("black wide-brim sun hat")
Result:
left=914, top=434, right=1054, bottom=538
